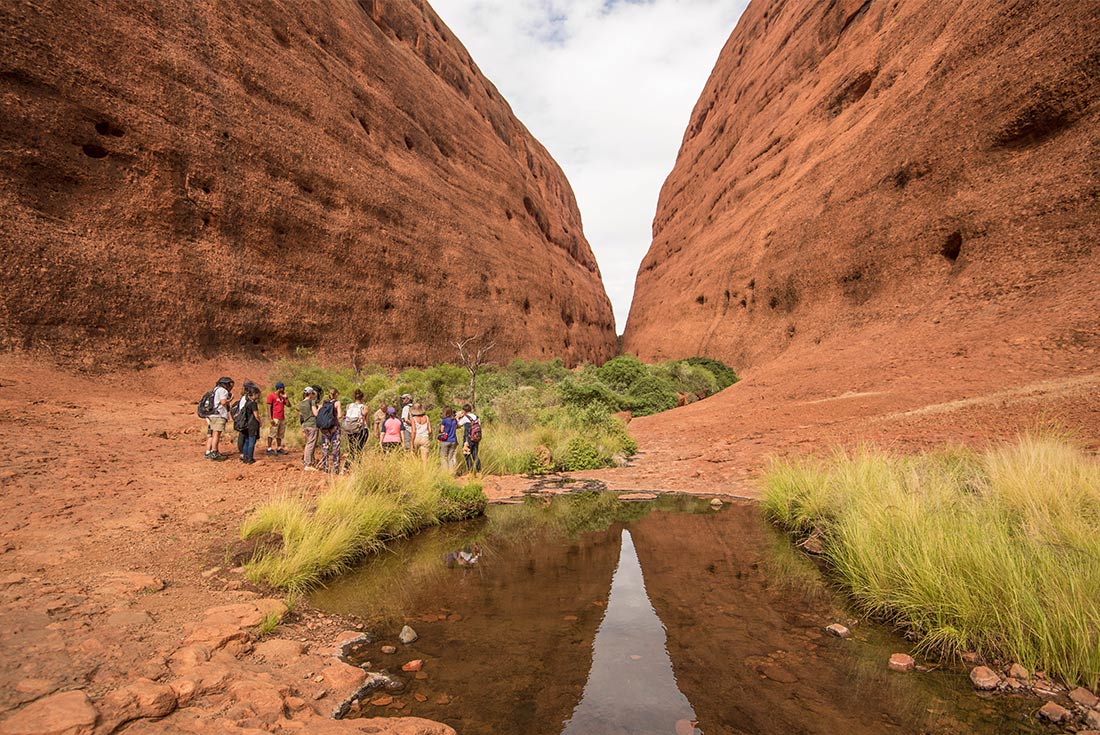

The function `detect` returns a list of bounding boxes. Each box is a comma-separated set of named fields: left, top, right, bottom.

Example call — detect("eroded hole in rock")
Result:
left=357, top=116, right=370, bottom=135
left=828, top=69, right=877, bottom=116
left=993, top=96, right=1077, bottom=149
left=505, top=209, right=513, bottom=220
left=739, top=297, right=748, bottom=308
left=81, top=143, right=108, bottom=158
left=696, top=295, right=706, bottom=305
left=942, top=231, right=963, bottom=262
left=522, top=297, right=531, bottom=314
left=94, top=121, right=125, bottom=137
left=404, top=135, right=414, bottom=150
left=382, top=300, right=394, bottom=311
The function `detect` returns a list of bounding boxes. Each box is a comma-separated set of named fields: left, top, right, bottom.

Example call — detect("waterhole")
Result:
left=311, top=494, right=1041, bottom=735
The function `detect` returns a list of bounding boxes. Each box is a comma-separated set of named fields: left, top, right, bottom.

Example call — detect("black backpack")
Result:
left=196, top=390, right=216, bottom=418
left=316, top=400, right=337, bottom=430
left=231, top=401, right=247, bottom=432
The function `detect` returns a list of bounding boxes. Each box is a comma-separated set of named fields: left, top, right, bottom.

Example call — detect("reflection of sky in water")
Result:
left=562, top=529, right=698, bottom=735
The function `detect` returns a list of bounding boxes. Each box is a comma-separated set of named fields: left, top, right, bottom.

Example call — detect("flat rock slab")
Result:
left=1070, top=686, right=1100, bottom=709
left=824, top=623, right=850, bottom=638
left=0, top=690, right=97, bottom=735
left=1038, top=701, right=1071, bottom=723
left=618, top=493, right=658, bottom=502
left=888, top=654, right=915, bottom=673
left=969, top=666, right=1001, bottom=690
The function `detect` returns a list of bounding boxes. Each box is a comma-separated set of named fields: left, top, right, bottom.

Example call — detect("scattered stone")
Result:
left=401, top=660, right=423, bottom=672
left=961, top=651, right=981, bottom=664
left=824, top=624, right=850, bottom=639
left=98, top=678, right=178, bottom=732
left=381, top=645, right=397, bottom=655
left=1002, top=677, right=1027, bottom=692
left=414, top=672, right=428, bottom=681
left=888, top=654, right=915, bottom=673
left=1085, top=711, right=1100, bottom=730
left=1070, top=687, right=1100, bottom=709
left=413, top=694, right=428, bottom=703
left=392, top=701, right=406, bottom=710
left=1038, top=701, right=1071, bottom=723
left=0, top=690, right=97, bottom=735
left=969, top=666, right=1001, bottom=690
left=435, top=695, right=452, bottom=705
left=370, top=695, right=394, bottom=707
left=1007, top=663, right=1029, bottom=681
left=398, top=625, right=418, bottom=644
left=563, top=615, right=578, bottom=622
left=285, top=696, right=308, bottom=712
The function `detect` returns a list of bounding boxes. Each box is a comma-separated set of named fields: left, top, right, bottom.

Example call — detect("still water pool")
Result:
left=311, top=493, right=1042, bottom=735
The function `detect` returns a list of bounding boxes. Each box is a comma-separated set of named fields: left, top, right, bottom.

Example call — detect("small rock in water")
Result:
left=1070, top=686, right=1100, bottom=709
left=1037, top=701, right=1071, bottom=723
left=563, top=615, right=578, bottom=622
left=709, top=498, right=723, bottom=509
left=381, top=645, right=397, bottom=655
left=1007, top=662, right=1029, bottom=681
left=825, top=623, right=850, bottom=638
left=370, top=695, right=394, bottom=707
left=399, top=625, right=418, bottom=644
left=402, top=660, right=423, bottom=672
left=969, top=666, right=1001, bottom=690
left=630, top=655, right=642, bottom=661
left=414, top=672, right=429, bottom=680
left=1002, top=677, right=1027, bottom=692
left=1085, top=710, right=1100, bottom=730
left=888, top=654, right=915, bottom=673
left=675, top=719, right=697, bottom=735
left=414, top=693, right=428, bottom=703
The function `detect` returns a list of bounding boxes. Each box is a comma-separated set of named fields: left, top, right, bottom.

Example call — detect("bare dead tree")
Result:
left=453, top=332, right=496, bottom=409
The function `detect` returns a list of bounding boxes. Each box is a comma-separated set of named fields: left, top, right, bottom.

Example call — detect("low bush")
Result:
left=761, top=433, right=1100, bottom=689
left=564, top=436, right=604, bottom=471
left=626, top=373, right=679, bottom=416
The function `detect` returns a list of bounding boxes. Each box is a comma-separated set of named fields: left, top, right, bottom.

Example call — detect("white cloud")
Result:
left=431, top=0, right=748, bottom=333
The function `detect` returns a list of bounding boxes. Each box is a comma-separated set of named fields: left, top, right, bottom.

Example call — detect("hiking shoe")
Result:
left=204, top=450, right=214, bottom=458
left=265, top=448, right=276, bottom=455
left=276, top=448, right=288, bottom=455
left=210, top=453, right=228, bottom=462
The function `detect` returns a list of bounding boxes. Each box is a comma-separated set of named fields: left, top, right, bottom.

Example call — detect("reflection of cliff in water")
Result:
left=563, top=528, right=697, bottom=735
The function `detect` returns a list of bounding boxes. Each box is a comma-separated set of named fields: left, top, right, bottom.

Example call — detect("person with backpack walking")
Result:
left=202, top=377, right=234, bottom=461
left=265, top=382, right=290, bottom=455
left=237, top=384, right=262, bottom=464
left=380, top=406, right=403, bottom=452
left=456, top=403, right=482, bottom=475
left=342, top=389, right=369, bottom=460
left=300, top=386, right=319, bottom=471
left=316, top=388, right=343, bottom=474
left=399, top=394, right=414, bottom=451
left=408, top=403, right=432, bottom=465
left=235, top=381, right=259, bottom=458
left=438, top=406, right=459, bottom=472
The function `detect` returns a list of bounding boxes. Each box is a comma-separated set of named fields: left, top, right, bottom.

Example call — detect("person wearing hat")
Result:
left=265, top=382, right=290, bottom=455
left=205, top=376, right=234, bottom=461
left=299, top=386, right=320, bottom=471
left=399, top=394, right=414, bottom=451
left=408, top=402, right=433, bottom=464
left=380, top=406, right=403, bottom=452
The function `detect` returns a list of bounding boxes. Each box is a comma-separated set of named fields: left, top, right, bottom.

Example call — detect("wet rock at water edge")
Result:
left=1038, top=701, right=1071, bottom=723
left=1085, top=710, right=1100, bottom=730
left=381, top=645, right=397, bottom=655
left=1070, top=686, right=1100, bottom=709
left=969, top=666, right=1001, bottom=690
left=888, top=654, right=915, bottom=673
left=1007, top=662, right=1029, bottom=681
left=399, top=625, right=418, bottom=644
left=825, top=623, right=850, bottom=638
left=709, top=498, right=723, bottom=509
left=402, top=660, right=423, bottom=672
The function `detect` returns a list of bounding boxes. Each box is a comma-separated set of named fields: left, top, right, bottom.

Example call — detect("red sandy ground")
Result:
left=0, top=342, right=1096, bottom=731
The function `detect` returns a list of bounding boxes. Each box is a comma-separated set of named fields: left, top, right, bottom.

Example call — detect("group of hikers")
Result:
left=198, top=376, right=483, bottom=474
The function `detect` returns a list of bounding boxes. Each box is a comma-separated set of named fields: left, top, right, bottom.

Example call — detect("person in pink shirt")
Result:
left=380, top=406, right=403, bottom=452
left=264, top=382, right=290, bottom=455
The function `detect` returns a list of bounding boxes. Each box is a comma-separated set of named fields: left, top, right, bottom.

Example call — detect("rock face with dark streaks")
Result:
left=0, top=0, right=616, bottom=368
left=623, top=0, right=1100, bottom=369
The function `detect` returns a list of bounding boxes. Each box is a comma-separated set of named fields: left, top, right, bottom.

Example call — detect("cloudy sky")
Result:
left=431, top=0, right=749, bottom=333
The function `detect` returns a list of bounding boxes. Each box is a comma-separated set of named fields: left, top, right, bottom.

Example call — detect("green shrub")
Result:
left=626, top=373, right=678, bottom=416
left=683, top=356, right=738, bottom=390
left=596, top=354, right=648, bottom=392
left=663, top=361, right=720, bottom=399
left=564, top=436, right=604, bottom=471
left=437, top=481, right=488, bottom=522
left=560, top=374, right=624, bottom=412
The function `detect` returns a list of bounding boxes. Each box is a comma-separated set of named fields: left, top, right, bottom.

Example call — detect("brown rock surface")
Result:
left=623, top=0, right=1100, bottom=377
left=0, top=0, right=615, bottom=367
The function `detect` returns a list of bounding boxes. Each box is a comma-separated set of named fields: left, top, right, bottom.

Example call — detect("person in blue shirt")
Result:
left=438, top=406, right=459, bottom=471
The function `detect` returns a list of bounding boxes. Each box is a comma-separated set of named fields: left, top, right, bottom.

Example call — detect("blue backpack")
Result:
left=316, top=400, right=337, bottom=430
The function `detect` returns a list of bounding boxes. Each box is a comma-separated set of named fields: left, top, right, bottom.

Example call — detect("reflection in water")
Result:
left=563, top=529, right=698, bottom=735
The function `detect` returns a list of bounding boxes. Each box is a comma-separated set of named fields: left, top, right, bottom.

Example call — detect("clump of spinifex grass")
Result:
left=241, top=453, right=486, bottom=593
left=762, top=433, right=1100, bottom=689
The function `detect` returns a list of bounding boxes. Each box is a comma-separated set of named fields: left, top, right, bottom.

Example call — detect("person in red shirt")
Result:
left=265, top=382, right=291, bottom=455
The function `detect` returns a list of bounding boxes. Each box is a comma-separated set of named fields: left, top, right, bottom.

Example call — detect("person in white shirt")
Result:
left=456, top=403, right=481, bottom=474
left=205, top=376, right=233, bottom=461
left=399, top=394, right=413, bottom=451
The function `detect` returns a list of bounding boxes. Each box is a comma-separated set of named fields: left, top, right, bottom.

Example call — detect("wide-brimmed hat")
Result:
left=400, top=393, right=412, bottom=402
left=411, top=402, right=425, bottom=416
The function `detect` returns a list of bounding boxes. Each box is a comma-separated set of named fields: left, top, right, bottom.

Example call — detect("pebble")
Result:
left=399, top=625, right=418, bottom=644
left=824, top=623, right=850, bottom=638
left=1007, top=662, right=1029, bottom=681
left=370, top=695, right=393, bottom=707
left=414, top=693, right=428, bottom=703
left=381, top=645, right=397, bottom=655
left=1070, top=687, right=1100, bottom=709
left=401, top=660, right=423, bottom=672
left=414, top=672, right=428, bottom=680
left=888, top=654, right=915, bottom=673
left=969, top=666, right=1001, bottom=690
left=1038, top=701, right=1071, bottom=723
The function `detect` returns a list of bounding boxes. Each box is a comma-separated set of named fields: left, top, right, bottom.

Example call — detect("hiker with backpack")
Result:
left=438, top=406, right=459, bottom=471
left=236, top=384, right=262, bottom=464
left=265, top=382, right=290, bottom=456
left=399, top=394, right=414, bottom=451
left=316, top=388, right=343, bottom=474
left=300, top=386, right=320, bottom=472
left=342, top=389, right=369, bottom=459
left=200, top=376, right=234, bottom=461
left=408, top=402, right=433, bottom=465
left=456, top=403, right=482, bottom=475
left=234, top=381, right=259, bottom=458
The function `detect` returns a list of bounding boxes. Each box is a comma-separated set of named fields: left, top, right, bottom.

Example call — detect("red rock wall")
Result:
left=0, top=0, right=616, bottom=368
left=622, top=0, right=1100, bottom=369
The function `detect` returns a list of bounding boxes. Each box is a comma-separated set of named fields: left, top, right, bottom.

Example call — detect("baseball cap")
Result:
left=275, top=382, right=285, bottom=389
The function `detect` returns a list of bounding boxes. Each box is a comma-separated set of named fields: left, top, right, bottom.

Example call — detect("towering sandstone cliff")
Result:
left=0, top=0, right=616, bottom=367
left=623, top=0, right=1100, bottom=369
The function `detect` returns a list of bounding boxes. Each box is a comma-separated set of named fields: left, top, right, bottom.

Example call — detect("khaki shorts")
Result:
left=268, top=418, right=285, bottom=441
left=207, top=416, right=227, bottom=432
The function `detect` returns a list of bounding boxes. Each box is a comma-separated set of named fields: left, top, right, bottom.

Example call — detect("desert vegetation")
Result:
left=267, top=353, right=737, bottom=474
left=761, top=433, right=1100, bottom=689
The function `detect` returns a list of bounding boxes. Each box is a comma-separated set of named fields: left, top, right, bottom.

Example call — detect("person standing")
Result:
left=265, top=382, right=290, bottom=455
left=409, top=403, right=432, bottom=465
left=371, top=402, right=387, bottom=443
left=205, top=376, right=233, bottom=461
left=318, top=388, right=343, bottom=474
left=457, top=403, right=482, bottom=475
left=438, top=406, right=459, bottom=472
left=380, top=407, right=403, bottom=452
left=239, top=384, right=262, bottom=464
left=300, top=386, right=319, bottom=472
left=343, top=389, right=369, bottom=460
left=399, top=394, right=413, bottom=451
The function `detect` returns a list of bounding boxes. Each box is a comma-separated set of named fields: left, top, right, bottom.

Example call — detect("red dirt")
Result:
left=0, top=0, right=616, bottom=368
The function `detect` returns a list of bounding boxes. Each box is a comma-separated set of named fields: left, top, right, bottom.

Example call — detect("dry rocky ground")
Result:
left=0, top=342, right=1098, bottom=734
